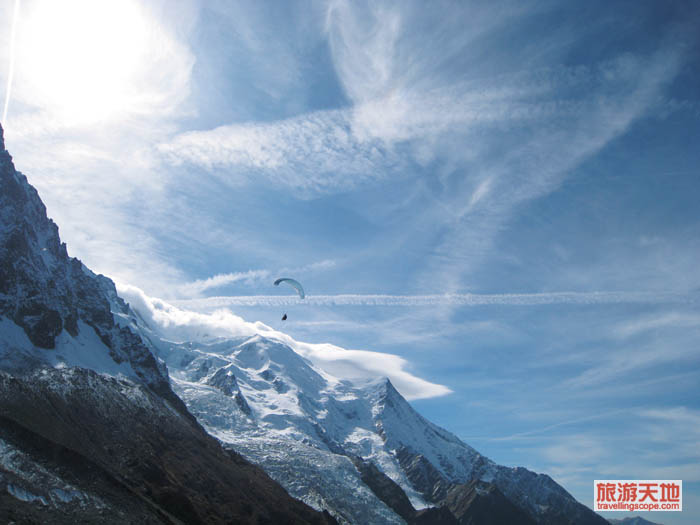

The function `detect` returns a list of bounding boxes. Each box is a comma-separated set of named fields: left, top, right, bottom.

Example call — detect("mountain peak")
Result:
left=237, top=335, right=311, bottom=368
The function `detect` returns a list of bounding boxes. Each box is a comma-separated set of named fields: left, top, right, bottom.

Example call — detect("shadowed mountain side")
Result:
left=443, top=479, right=537, bottom=525
left=0, top=369, right=336, bottom=525
left=350, top=456, right=460, bottom=524
left=0, top=413, right=174, bottom=525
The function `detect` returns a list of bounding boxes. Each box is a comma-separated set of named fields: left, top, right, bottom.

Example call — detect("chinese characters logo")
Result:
left=594, top=480, right=682, bottom=512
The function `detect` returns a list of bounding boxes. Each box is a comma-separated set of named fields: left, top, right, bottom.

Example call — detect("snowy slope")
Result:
left=130, top=311, right=605, bottom=524
left=145, top=333, right=415, bottom=524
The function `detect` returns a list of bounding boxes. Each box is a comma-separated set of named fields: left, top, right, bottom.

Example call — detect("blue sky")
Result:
left=2, top=0, right=699, bottom=521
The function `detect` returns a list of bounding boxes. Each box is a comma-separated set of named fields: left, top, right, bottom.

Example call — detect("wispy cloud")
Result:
left=178, top=270, right=272, bottom=297
left=639, top=406, right=700, bottom=428
left=562, top=318, right=700, bottom=390
left=156, top=1, right=688, bottom=303
left=175, top=260, right=336, bottom=298
left=157, top=108, right=404, bottom=196
left=421, top=50, right=686, bottom=292
left=614, top=312, right=700, bottom=339
left=542, top=434, right=608, bottom=465
left=156, top=60, right=655, bottom=198
left=467, top=409, right=629, bottom=443
left=538, top=407, right=700, bottom=490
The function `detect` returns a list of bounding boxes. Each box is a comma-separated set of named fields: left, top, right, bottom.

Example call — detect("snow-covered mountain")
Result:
left=0, top=123, right=335, bottom=524
left=128, top=309, right=608, bottom=524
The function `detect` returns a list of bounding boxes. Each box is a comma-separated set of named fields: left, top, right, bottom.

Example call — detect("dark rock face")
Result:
left=350, top=456, right=466, bottom=525
left=350, top=456, right=417, bottom=522
left=443, top=479, right=537, bottom=525
left=413, top=506, right=459, bottom=525
left=0, top=412, right=170, bottom=525
left=0, top=369, right=336, bottom=525
left=206, top=365, right=252, bottom=415
left=207, top=366, right=241, bottom=397
left=396, top=446, right=454, bottom=503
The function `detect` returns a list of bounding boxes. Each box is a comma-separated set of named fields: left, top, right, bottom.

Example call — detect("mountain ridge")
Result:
left=0, top=122, right=336, bottom=524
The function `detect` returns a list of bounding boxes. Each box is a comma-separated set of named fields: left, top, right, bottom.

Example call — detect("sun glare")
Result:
left=16, top=0, right=150, bottom=126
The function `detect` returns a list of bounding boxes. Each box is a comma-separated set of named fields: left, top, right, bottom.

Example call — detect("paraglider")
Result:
left=274, top=278, right=304, bottom=321
left=273, top=278, right=305, bottom=299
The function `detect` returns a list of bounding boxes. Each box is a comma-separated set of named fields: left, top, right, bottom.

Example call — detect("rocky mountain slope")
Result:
left=0, top=123, right=335, bottom=524
left=442, top=479, right=536, bottom=524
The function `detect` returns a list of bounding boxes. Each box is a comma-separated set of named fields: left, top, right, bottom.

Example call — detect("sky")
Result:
left=1, top=0, right=699, bottom=522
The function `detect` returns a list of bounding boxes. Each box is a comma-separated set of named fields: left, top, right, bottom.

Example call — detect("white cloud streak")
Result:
left=467, top=409, right=629, bottom=442
left=177, top=269, right=272, bottom=297
left=175, top=260, right=337, bottom=298
left=172, top=290, right=690, bottom=309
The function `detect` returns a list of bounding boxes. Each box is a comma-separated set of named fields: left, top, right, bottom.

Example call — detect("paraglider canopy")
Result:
left=274, top=278, right=305, bottom=299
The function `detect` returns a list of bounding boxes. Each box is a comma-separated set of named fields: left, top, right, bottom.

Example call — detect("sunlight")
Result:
left=16, top=0, right=150, bottom=126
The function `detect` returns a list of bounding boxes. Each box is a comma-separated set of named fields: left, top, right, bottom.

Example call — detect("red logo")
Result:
left=594, top=480, right=682, bottom=512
